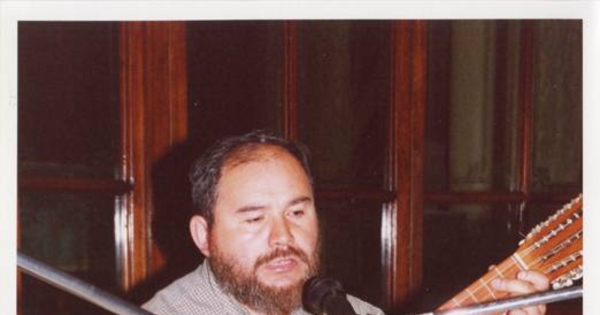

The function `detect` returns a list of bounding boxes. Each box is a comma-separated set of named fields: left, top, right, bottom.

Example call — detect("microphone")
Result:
left=302, top=276, right=358, bottom=315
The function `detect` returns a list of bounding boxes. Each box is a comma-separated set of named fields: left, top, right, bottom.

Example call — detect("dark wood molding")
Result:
left=385, top=20, right=427, bottom=311
left=423, top=191, right=580, bottom=204
left=283, top=21, right=299, bottom=140
left=18, top=177, right=132, bottom=194
left=514, top=20, right=536, bottom=234
left=119, top=21, right=148, bottom=291
left=119, top=21, right=188, bottom=290
left=518, top=21, right=535, bottom=198
left=316, top=188, right=397, bottom=202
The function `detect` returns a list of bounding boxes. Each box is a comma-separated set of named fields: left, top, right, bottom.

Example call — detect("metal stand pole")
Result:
left=17, top=252, right=156, bottom=315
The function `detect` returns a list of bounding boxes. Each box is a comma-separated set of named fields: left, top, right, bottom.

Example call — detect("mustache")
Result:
left=254, top=246, right=309, bottom=269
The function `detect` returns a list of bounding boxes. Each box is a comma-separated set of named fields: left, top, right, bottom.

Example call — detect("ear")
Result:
left=189, top=215, right=211, bottom=257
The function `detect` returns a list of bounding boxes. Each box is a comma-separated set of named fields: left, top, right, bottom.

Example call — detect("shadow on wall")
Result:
left=128, top=140, right=211, bottom=304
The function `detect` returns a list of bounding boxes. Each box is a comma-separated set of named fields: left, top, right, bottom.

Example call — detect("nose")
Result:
left=269, top=215, right=294, bottom=247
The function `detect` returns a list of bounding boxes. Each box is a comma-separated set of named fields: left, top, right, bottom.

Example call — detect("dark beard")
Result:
left=209, top=245, right=320, bottom=315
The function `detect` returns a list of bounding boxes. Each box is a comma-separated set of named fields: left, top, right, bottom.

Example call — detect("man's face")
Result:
left=206, top=146, right=320, bottom=314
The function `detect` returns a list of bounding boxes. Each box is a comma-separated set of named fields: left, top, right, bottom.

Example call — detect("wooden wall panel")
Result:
left=119, top=22, right=188, bottom=290
left=283, top=21, right=298, bottom=141
left=385, top=20, right=427, bottom=310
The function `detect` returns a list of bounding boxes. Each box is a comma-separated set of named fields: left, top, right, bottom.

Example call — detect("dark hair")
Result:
left=189, top=130, right=312, bottom=226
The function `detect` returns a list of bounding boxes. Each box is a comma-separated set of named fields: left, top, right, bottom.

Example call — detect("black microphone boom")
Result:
left=302, top=276, right=358, bottom=315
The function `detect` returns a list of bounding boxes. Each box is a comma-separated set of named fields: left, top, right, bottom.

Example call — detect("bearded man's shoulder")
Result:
left=141, top=267, right=206, bottom=315
left=141, top=263, right=241, bottom=315
left=347, top=295, right=386, bottom=315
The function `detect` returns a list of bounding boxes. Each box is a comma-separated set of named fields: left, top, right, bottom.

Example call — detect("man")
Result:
left=143, top=131, right=549, bottom=315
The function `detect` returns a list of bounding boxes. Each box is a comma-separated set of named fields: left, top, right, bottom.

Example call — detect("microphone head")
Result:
left=302, top=276, right=347, bottom=314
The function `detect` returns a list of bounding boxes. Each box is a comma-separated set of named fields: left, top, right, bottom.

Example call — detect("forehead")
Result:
left=222, top=144, right=301, bottom=172
left=216, top=145, right=312, bottom=200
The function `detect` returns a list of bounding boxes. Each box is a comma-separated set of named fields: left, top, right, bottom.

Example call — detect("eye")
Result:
left=289, top=209, right=305, bottom=218
left=245, top=215, right=264, bottom=224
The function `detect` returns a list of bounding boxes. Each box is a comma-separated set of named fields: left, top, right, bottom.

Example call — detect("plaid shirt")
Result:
left=142, top=261, right=385, bottom=315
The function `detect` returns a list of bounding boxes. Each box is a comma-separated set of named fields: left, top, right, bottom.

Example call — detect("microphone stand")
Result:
left=17, top=252, right=156, bottom=315
left=412, top=285, right=582, bottom=315
left=17, top=252, right=583, bottom=315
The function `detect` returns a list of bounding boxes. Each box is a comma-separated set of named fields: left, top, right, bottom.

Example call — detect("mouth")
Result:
left=263, top=256, right=299, bottom=273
